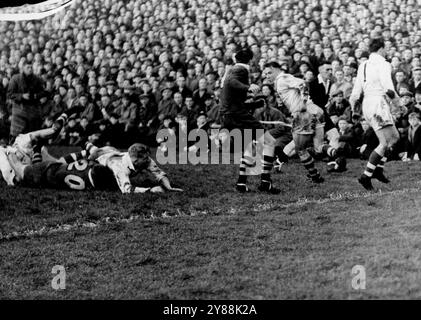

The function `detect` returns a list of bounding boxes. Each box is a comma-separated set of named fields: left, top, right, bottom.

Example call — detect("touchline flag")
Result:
left=0, top=0, right=75, bottom=21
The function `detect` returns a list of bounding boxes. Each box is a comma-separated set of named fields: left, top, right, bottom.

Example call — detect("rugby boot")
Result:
left=358, top=174, right=374, bottom=191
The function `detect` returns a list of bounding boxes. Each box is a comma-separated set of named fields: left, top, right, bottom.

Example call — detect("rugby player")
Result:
left=350, top=38, right=400, bottom=190
left=264, top=61, right=328, bottom=183
left=56, top=142, right=183, bottom=194
left=220, top=47, right=280, bottom=193
left=0, top=112, right=68, bottom=186
left=1, top=146, right=117, bottom=191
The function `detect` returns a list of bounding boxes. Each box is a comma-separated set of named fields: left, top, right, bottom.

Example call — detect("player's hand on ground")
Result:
left=168, top=187, right=183, bottom=192
left=133, top=187, right=151, bottom=193
left=150, top=186, right=165, bottom=193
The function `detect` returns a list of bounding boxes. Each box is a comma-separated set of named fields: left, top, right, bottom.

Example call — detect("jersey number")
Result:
left=67, top=160, right=88, bottom=171
left=64, top=175, right=85, bottom=190
left=65, top=160, right=88, bottom=190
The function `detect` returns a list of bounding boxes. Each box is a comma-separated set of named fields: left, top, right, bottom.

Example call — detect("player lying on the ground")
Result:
left=53, top=142, right=183, bottom=194
left=1, top=146, right=117, bottom=191
left=0, top=113, right=68, bottom=186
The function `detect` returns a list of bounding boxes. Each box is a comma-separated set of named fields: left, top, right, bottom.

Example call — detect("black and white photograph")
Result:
left=1, top=0, right=421, bottom=304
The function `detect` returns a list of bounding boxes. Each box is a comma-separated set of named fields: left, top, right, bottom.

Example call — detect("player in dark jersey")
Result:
left=220, top=48, right=280, bottom=193
left=4, top=148, right=117, bottom=191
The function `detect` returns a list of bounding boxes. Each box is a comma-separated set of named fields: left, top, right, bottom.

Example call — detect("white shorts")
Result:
left=363, top=95, right=395, bottom=132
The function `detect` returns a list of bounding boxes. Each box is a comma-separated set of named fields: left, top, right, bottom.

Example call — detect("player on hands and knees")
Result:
left=350, top=37, right=400, bottom=190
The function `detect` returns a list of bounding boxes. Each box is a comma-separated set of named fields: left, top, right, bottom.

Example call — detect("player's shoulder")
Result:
left=306, top=102, right=323, bottom=113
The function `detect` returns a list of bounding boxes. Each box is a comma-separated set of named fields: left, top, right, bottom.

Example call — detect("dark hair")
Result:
left=369, top=38, right=385, bottom=53
left=264, top=61, right=282, bottom=69
left=235, top=47, right=253, bottom=64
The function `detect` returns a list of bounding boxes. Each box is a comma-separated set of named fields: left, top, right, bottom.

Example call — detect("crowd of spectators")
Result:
left=0, top=0, right=421, bottom=160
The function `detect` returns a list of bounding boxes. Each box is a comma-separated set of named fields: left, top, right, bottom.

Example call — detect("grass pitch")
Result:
left=1, top=147, right=421, bottom=299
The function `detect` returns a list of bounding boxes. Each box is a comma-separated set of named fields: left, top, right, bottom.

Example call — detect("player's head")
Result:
left=369, top=37, right=385, bottom=55
left=90, top=164, right=118, bottom=191
left=263, top=61, right=283, bottom=84
left=234, top=47, right=253, bottom=64
left=128, top=143, right=151, bottom=171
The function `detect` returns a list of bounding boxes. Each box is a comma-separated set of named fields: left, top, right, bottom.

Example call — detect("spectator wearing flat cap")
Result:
left=326, top=89, right=352, bottom=125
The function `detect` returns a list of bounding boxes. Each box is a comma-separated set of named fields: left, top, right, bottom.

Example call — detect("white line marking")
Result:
left=1, top=185, right=421, bottom=242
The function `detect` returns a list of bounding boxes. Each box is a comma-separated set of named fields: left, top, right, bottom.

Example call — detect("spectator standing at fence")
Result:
left=7, top=61, right=46, bottom=143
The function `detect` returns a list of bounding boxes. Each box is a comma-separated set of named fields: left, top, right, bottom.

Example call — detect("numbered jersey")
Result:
left=22, top=160, right=96, bottom=190
left=53, top=159, right=96, bottom=190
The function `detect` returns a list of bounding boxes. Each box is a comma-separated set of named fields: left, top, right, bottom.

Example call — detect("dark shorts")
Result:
left=221, top=113, right=263, bottom=132
left=293, top=133, right=314, bottom=152
left=22, top=161, right=60, bottom=188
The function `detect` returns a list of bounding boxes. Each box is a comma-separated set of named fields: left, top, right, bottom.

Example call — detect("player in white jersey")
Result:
left=263, top=61, right=328, bottom=182
left=350, top=38, right=400, bottom=190
left=58, top=142, right=183, bottom=194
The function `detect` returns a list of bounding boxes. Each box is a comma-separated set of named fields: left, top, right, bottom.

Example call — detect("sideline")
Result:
left=2, top=184, right=421, bottom=242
